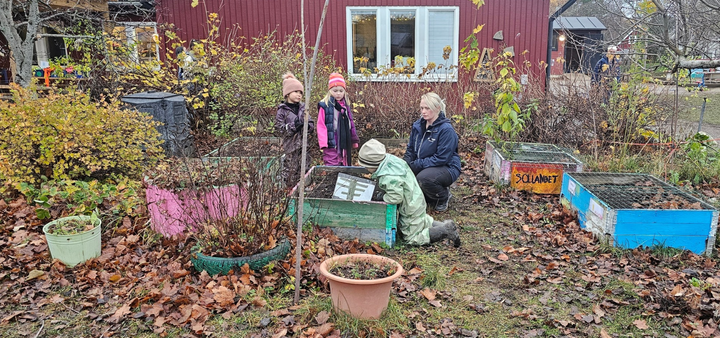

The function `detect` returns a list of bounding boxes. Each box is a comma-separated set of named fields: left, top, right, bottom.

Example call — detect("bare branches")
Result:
left=700, top=0, right=720, bottom=10
left=568, top=0, right=720, bottom=72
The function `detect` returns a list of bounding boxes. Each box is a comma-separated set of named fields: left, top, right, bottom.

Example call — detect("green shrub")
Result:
left=671, top=132, right=720, bottom=184
left=17, top=175, right=145, bottom=220
left=0, top=86, right=164, bottom=186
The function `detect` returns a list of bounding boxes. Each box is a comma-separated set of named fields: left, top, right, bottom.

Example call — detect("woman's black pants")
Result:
left=416, top=166, right=453, bottom=206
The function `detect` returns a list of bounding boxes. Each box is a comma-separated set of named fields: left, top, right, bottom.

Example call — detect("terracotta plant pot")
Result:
left=319, top=254, right=404, bottom=319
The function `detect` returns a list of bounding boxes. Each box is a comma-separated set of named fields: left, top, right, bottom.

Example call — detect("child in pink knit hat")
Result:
left=276, top=72, right=315, bottom=187
left=316, top=73, right=359, bottom=166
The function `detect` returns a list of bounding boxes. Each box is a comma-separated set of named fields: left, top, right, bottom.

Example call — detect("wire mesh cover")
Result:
left=491, top=141, right=582, bottom=164
left=567, top=173, right=715, bottom=210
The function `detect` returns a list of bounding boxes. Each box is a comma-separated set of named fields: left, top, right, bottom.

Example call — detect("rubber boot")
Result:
left=429, top=225, right=448, bottom=243
left=429, top=220, right=461, bottom=247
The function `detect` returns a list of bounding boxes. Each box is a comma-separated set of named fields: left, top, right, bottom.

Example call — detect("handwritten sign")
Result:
left=589, top=198, right=605, bottom=220
left=510, top=163, right=564, bottom=194
left=567, top=180, right=576, bottom=196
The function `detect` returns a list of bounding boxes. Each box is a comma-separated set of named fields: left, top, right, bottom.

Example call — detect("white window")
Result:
left=111, top=23, right=160, bottom=64
left=346, top=6, right=459, bottom=81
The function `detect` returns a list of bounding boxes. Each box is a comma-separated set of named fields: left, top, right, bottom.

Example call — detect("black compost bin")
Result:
left=121, top=92, right=194, bottom=157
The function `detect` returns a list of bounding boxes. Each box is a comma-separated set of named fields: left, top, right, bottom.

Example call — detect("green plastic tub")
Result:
left=43, top=215, right=102, bottom=267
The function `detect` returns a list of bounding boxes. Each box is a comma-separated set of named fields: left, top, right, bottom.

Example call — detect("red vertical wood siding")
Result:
left=157, top=0, right=550, bottom=77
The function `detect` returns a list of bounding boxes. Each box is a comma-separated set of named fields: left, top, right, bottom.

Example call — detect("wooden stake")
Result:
left=294, top=0, right=330, bottom=305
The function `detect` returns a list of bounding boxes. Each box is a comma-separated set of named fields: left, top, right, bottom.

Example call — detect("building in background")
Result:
left=156, top=0, right=551, bottom=84
left=550, top=16, right=606, bottom=76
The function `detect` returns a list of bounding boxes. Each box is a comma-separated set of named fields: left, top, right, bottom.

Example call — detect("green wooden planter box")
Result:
left=289, top=166, right=398, bottom=247
left=202, top=136, right=284, bottom=180
left=372, top=138, right=408, bottom=149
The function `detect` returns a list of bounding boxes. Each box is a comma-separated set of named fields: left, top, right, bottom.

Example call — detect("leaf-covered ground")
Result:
left=2, top=151, right=720, bottom=337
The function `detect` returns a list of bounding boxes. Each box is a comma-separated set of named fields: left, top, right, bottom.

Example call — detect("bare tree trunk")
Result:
left=0, top=0, right=41, bottom=87
left=675, top=58, right=720, bottom=71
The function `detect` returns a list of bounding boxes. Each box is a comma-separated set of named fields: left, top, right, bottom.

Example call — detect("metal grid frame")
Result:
left=489, top=140, right=583, bottom=166
left=567, top=172, right=716, bottom=210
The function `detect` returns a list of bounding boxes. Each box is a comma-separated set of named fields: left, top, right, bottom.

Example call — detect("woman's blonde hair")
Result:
left=321, top=90, right=351, bottom=108
left=421, top=92, right=445, bottom=114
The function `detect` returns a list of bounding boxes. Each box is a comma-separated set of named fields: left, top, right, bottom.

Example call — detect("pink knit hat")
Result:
left=328, top=73, right=346, bottom=90
left=282, top=72, right=304, bottom=97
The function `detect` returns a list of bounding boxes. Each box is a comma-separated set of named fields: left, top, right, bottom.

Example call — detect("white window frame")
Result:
left=115, top=22, right=160, bottom=64
left=346, top=6, right=460, bottom=82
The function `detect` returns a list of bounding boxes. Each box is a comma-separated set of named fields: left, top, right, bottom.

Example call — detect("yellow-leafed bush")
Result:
left=0, top=86, right=164, bottom=186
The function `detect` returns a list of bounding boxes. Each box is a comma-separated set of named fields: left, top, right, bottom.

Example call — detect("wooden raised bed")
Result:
left=484, top=140, right=584, bottom=194
left=561, top=172, right=719, bottom=255
left=203, top=136, right=284, bottom=179
left=290, top=166, right=398, bottom=247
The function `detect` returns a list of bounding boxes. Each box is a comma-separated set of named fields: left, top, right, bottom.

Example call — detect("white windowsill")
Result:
left=348, top=73, right=459, bottom=82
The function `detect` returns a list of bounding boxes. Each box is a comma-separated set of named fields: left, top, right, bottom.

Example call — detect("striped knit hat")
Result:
left=328, top=73, right=346, bottom=90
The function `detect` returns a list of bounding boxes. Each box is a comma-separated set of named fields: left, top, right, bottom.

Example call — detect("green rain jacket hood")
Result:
left=371, top=154, right=433, bottom=245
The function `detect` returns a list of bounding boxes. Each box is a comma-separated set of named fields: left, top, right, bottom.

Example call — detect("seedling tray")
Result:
left=561, top=172, right=718, bottom=255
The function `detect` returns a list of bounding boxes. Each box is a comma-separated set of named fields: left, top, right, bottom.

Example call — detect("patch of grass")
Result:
left=292, top=292, right=409, bottom=337
left=205, top=306, right=267, bottom=337
left=592, top=238, right=627, bottom=259
left=601, top=305, right=659, bottom=336
left=679, top=92, right=720, bottom=126
left=330, top=299, right=409, bottom=336
left=414, top=253, right=447, bottom=289
left=689, top=277, right=712, bottom=290
left=598, top=277, right=639, bottom=300
left=529, top=318, right=562, bottom=336
left=581, top=148, right=667, bottom=177
left=648, top=241, right=684, bottom=260
left=452, top=184, right=474, bottom=197
left=139, top=223, right=164, bottom=247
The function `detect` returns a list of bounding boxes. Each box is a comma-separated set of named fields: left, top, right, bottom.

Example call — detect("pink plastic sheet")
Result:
left=145, top=184, right=246, bottom=237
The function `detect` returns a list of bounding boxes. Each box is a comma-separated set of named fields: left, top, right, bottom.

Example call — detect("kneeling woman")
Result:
left=403, top=92, right=462, bottom=212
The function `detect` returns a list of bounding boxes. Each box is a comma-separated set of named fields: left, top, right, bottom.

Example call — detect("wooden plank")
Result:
left=615, top=210, right=715, bottom=236
left=0, top=84, right=51, bottom=90
left=330, top=227, right=388, bottom=245
left=373, top=138, right=409, bottom=149
left=613, top=234, right=709, bottom=255
left=704, top=72, right=720, bottom=83
left=298, top=198, right=390, bottom=229
left=50, top=0, right=108, bottom=12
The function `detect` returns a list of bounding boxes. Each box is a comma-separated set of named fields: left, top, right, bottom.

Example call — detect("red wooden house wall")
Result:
left=156, top=0, right=549, bottom=79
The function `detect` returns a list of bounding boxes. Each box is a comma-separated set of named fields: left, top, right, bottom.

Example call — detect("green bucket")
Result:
left=43, top=216, right=102, bottom=267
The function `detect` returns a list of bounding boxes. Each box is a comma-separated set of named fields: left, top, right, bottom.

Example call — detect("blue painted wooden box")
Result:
left=561, top=172, right=718, bottom=255
left=289, top=166, right=398, bottom=247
